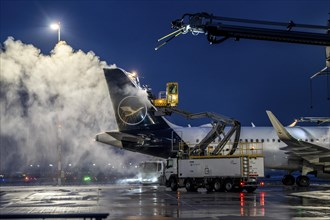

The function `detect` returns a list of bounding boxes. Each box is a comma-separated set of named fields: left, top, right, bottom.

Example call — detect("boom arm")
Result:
left=156, top=12, right=330, bottom=50
left=155, top=107, right=241, bottom=156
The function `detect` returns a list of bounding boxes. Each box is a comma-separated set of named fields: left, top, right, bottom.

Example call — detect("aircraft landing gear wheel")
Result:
left=224, top=179, right=234, bottom=192
left=282, top=174, right=295, bottom=186
left=185, top=179, right=197, bottom=192
left=296, top=175, right=310, bottom=187
left=170, top=177, right=178, bottom=191
left=213, top=179, right=222, bottom=192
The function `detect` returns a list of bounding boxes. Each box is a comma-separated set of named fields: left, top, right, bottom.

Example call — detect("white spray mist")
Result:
left=0, top=37, right=149, bottom=176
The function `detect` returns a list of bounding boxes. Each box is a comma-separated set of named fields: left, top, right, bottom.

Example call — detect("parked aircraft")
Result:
left=96, top=68, right=330, bottom=187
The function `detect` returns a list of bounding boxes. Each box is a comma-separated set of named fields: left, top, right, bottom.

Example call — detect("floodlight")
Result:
left=50, top=22, right=61, bottom=42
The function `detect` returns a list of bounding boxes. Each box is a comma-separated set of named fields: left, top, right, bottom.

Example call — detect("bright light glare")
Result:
left=50, top=22, right=61, bottom=42
left=50, top=23, right=60, bottom=30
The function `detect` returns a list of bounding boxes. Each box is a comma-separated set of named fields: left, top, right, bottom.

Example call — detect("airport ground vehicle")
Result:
left=164, top=143, right=264, bottom=192
left=138, top=160, right=166, bottom=184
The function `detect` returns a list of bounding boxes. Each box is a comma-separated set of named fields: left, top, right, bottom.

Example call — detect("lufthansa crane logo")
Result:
left=118, top=96, right=147, bottom=125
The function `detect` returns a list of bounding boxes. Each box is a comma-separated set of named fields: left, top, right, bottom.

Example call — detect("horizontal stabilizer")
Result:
left=95, top=131, right=145, bottom=147
left=106, top=131, right=144, bottom=143
left=95, top=132, right=123, bottom=148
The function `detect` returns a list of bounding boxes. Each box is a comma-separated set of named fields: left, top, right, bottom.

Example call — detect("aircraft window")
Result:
left=278, top=139, right=281, bottom=143
left=256, top=139, right=259, bottom=143
left=239, top=139, right=242, bottom=142
left=245, top=139, right=248, bottom=142
left=196, top=139, right=199, bottom=143
left=272, top=139, right=275, bottom=142
left=305, top=139, right=308, bottom=142
left=310, top=139, right=314, bottom=142
left=250, top=139, right=253, bottom=142
left=261, top=139, right=264, bottom=143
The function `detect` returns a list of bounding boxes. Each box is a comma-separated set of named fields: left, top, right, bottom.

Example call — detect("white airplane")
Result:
left=96, top=68, right=330, bottom=187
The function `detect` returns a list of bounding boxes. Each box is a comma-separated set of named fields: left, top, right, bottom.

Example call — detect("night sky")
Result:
left=1, top=0, right=330, bottom=127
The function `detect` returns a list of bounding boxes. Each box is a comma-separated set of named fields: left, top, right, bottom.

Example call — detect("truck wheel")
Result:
left=185, top=179, right=196, bottom=192
left=213, top=179, right=222, bottom=192
left=224, top=179, right=234, bottom=192
left=170, top=177, right=178, bottom=191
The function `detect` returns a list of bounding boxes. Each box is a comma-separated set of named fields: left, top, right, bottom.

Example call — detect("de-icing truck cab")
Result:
left=164, top=143, right=264, bottom=193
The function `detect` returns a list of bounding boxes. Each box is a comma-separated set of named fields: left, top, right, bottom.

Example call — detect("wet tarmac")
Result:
left=1, top=184, right=330, bottom=219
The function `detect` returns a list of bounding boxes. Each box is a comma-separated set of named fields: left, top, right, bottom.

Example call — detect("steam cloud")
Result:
left=0, top=37, right=150, bottom=176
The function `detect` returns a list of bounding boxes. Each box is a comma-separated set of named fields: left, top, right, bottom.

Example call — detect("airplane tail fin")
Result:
left=103, top=68, right=168, bottom=132
left=99, top=68, right=177, bottom=158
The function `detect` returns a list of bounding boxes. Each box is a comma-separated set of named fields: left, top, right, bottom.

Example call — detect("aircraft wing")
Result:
left=266, top=111, right=330, bottom=162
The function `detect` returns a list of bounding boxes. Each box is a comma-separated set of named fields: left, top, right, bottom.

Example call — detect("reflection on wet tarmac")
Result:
left=162, top=190, right=267, bottom=218
left=239, top=192, right=265, bottom=216
left=0, top=184, right=330, bottom=219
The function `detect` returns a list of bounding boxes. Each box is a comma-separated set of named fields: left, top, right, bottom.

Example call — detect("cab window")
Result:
left=168, top=84, right=177, bottom=94
left=166, top=159, right=173, bottom=168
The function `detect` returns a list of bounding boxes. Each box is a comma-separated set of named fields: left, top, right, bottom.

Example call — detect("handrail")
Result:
left=186, top=141, right=263, bottom=159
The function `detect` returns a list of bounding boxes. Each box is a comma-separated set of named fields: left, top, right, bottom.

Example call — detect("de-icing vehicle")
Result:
left=151, top=83, right=264, bottom=192
left=164, top=145, right=264, bottom=192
